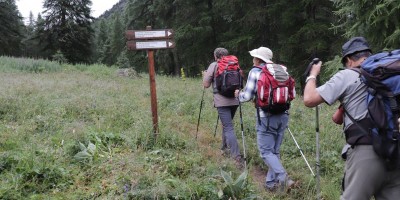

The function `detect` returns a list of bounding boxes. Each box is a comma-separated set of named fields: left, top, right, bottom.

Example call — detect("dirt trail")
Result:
left=249, top=165, right=266, bottom=190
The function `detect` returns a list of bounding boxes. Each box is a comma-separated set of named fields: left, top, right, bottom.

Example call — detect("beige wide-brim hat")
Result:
left=249, top=47, right=273, bottom=63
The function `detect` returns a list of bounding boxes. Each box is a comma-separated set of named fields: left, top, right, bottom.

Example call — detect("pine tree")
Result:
left=0, top=0, right=24, bottom=56
left=109, top=13, right=125, bottom=66
left=332, top=0, right=400, bottom=49
left=95, top=19, right=112, bottom=64
left=41, top=0, right=94, bottom=63
left=21, top=11, right=37, bottom=57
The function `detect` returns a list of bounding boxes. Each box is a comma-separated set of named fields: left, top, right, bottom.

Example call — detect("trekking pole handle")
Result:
left=304, top=58, right=321, bottom=77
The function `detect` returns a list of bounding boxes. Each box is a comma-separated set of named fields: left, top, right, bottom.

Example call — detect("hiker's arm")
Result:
left=203, top=70, right=211, bottom=88
left=304, top=61, right=325, bottom=107
left=203, top=63, right=215, bottom=88
left=237, top=69, right=257, bottom=102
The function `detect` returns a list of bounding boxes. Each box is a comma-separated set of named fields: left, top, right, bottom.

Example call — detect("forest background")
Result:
left=2, top=0, right=400, bottom=80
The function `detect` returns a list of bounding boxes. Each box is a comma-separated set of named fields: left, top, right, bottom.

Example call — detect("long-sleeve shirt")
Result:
left=238, top=67, right=261, bottom=103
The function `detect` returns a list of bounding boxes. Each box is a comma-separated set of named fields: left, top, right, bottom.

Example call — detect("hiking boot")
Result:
left=278, top=178, right=298, bottom=193
left=265, top=183, right=279, bottom=192
left=286, top=179, right=297, bottom=190
left=234, top=156, right=245, bottom=170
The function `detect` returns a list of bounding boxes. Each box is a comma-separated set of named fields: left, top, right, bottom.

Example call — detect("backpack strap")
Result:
left=212, top=62, right=219, bottom=94
left=342, top=107, right=371, bottom=148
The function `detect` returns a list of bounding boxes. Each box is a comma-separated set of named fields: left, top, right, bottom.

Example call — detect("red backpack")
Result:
left=256, top=63, right=295, bottom=114
left=214, top=55, right=242, bottom=97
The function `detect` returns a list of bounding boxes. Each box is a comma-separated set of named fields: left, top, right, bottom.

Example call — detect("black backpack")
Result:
left=214, top=55, right=242, bottom=97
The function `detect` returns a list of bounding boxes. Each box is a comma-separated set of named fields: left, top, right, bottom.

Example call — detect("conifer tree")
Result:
left=95, top=19, right=112, bottom=65
left=41, top=0, right=94, bottom=63
left=0, top=0, right=24, bottom=56
left=109, top=13, right=125, bottom=66
left=333, top=0, right=400, bottom=48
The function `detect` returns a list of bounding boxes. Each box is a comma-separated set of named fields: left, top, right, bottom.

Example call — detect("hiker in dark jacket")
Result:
left=304, top=37, right=400, bottom=199
left=203, top=47, right=244, bottom=168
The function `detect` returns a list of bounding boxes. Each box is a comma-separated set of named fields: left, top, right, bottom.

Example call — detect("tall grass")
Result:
left=0, top=56, right=344, bottom=199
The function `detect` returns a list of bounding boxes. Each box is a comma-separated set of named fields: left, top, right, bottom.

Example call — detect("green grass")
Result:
left=0, top=56, right=344, bottom=199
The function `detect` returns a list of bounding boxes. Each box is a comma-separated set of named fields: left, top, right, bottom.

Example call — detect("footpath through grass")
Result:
left=0, top=56, right=344, bottom=199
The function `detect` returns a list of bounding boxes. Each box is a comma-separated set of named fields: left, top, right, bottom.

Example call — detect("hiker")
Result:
left=202, top=47, right=244, bottom=168
left=235, top=47, right=296, bottom=192
left=303, top=37, right=400, bottom=199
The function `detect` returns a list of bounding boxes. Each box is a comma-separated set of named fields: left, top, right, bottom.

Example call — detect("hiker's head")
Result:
left=341, top=37, right=372, bottom=68
left=214, top=48, right=229, bottom=60
left=249, top=47, right=273, bottom=65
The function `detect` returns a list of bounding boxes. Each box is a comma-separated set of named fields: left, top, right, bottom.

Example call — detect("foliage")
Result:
left=52, top=50, right=68, bottom=64
left=40, top=0, right=94, bottom=63
left=92, top=0, right=342, bottom=77
left=3, top=0, right=399, bottom=76
left=0, top=56, right=62, bottom=73
left=332, top=0, right=400, bottom=49
left=0, top=0, right=24, bottom=56
left=218, top=169, right=257, bottom=200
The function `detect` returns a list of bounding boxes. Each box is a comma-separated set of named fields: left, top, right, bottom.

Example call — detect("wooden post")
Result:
left=146, top=26, right=159, bottom=137
left=125, top=26, right=175, bottom=137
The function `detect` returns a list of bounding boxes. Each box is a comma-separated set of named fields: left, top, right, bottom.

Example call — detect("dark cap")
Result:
left=341, top=37, right=371, bottom=64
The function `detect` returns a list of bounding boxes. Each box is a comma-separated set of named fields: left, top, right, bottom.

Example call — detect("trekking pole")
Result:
left=316, top=105, right=321, bottom=200
left=304, top=58, right=321, bottom=199
left=196, top=87, right=206, bottom=140
left=238, top=101, right=247, bottom=168
left=238, top=73, right=247, bottom=168
left=214, top=115, right=219, bottom=137
left=287, top=127, right=315, bottom=176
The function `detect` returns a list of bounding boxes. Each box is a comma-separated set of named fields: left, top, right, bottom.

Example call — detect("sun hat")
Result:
left=249, top=47, right=273, bottom=63
left=341, top=37, right=371, bottom=64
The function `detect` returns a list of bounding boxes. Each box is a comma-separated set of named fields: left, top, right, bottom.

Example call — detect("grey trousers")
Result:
left=217, top=106, right=241, bottom=159
left=257, top=113, right=289, bottom=188
left=341, top=145, right=400, bottom=200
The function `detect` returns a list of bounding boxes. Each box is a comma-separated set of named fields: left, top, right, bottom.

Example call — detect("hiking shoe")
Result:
left=278, top=178, right=298, bottom=193
left=265, top=183, right=279, bottom=192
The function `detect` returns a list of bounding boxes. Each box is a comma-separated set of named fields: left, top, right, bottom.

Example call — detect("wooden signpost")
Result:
left=125, top=26, right=175, bottom=138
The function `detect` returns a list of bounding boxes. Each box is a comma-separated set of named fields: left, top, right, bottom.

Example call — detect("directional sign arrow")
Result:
left=127, top=40, right=175, bottom=50
left=125, top=29, right=174, bottom=40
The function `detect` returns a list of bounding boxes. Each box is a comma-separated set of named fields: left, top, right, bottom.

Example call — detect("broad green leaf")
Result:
left=220, top=170, right=233, bottom=184
left=87, top=142, right=96, bottom=155
left=78, top=142, right=86, bottom=151
left=234, top=169, right=248, bottom=188
left=74, top=150, right=92, bottom=161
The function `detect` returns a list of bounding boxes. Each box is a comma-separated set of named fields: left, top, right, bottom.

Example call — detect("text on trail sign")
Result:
left=127, top=40, right=175, bottom=50
left=125, top=29, right=174, bottom=40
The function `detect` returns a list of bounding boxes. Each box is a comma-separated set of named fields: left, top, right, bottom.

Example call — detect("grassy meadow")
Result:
left=0, top=56, right=345, bottom=199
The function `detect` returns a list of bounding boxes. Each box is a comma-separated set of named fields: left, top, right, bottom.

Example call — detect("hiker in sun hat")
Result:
left=304, top=36, right=400, bottom=199
left=203, top=47, right=244, bottom=169
left=235, top=46, right=297, bottom=192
